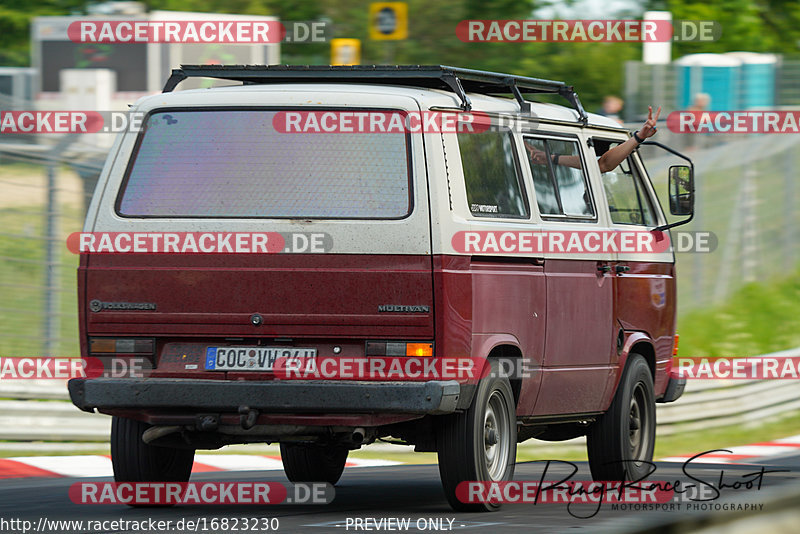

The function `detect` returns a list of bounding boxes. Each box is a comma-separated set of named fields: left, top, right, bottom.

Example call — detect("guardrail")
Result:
left=1, top=348, right=799, bottom=442
left=657, top=345, right=800, bottom=437
left=0, top=380, right=109, bottom=441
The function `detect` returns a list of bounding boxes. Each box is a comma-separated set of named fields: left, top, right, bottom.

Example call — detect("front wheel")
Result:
left=436, top=362, right=517, bottom=512
left=587, top=354, right=656, bottom=481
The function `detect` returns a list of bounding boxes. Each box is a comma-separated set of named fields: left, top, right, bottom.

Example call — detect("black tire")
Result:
left=436, top=361, right=517, bottom=512
left=110, top=416, right=195, bottom=506
left=280, top=443, right=349, bottom=485
left=587, top=354, right=656, bottom=481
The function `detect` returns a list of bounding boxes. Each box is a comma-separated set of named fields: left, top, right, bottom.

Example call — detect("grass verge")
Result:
left=677, top=267, right=800, bottom=357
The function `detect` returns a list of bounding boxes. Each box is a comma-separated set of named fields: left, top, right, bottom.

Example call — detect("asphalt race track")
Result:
left=4, top=452, right=800, bottom=534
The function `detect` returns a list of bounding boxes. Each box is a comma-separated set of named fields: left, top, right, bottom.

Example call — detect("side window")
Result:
left=525, top=138, right=560, bottom=215
left=523, top=136, right=595, bottom=218
left=595, top=141, right=658, bottom=226
left=457, top=132, right=528, bottom=218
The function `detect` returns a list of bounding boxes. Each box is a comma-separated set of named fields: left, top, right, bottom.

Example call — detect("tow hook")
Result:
left=238, top=406, right=259, bottom=429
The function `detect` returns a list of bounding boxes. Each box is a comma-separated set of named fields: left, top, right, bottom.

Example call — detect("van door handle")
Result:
left=615, top=265, right=631, bottom=273
left=597, top=264, right=611, bottom=273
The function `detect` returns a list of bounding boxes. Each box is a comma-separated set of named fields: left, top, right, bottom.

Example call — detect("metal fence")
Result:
left=0, top=126, right=104, bottom=358
left=623, top=59, right=800, bottom=123
left=618, top=58, right=800, bottom=310
left=632, top=126, right=800, bottom=311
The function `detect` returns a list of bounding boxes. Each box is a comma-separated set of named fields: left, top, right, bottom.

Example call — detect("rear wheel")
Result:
left=110, top=416, right=195, bottom=505
left=436, top=361, right=517, bottom=512
left=587, top=354, right=655, bottom=481
left=280, top=443, right=349, bottom=485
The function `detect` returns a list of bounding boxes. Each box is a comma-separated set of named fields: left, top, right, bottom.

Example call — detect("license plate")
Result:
left=205, top=346, right=316, bottom=371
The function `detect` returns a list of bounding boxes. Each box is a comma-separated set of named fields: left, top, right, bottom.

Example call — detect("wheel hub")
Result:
left=485, top=428, right=499, bottom=446
left=483, top=390, right=510, bottom=481
left=628, top=383, right=650, bottom=461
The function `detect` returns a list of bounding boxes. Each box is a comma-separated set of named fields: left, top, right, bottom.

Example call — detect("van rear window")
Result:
left=116, top=110, right=411, bottom=219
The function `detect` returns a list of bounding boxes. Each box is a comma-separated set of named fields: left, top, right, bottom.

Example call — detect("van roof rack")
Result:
left=162, top=64, right=588, bottom=124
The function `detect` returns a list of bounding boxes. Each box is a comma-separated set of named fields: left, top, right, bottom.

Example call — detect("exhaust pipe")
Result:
left=352, top=427, right=366, bottom=444
left=142, top=425, right=181, bottom=444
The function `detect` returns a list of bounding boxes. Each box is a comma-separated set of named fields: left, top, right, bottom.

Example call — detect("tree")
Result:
left=0, top=0, right=86, bottom=65
left=650, top=0, right=800, bottom=55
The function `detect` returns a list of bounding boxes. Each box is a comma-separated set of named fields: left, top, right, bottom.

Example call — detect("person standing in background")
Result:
left=597, top=95, right=624, bottom=125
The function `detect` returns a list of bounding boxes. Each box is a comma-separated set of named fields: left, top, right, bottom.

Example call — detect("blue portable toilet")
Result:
left=676, top=54, right=742, bottom=111
left=725, top=52, right=777, bottom=109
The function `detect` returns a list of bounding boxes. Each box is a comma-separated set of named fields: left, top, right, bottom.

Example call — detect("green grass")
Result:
left=0, top=447, right=110, bottom=458
left=644, top=139, right=800, bottom=313
left=0, top=190, right=82, bottom=357
left=677, top=267, right=800, bottom=357
left=653, top=410, right=800, bottom=459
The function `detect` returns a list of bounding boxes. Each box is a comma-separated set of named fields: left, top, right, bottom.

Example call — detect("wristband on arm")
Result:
left=632, top=131, right=643, bottom=144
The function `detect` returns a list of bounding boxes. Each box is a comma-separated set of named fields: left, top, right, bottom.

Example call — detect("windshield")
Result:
left=116, top=109, right=411, bottom=219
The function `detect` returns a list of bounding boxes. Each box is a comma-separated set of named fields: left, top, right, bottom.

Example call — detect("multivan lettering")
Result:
left=377, top=305, right=431, bottom=313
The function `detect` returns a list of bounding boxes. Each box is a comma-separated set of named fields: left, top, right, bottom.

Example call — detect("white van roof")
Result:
left=141, top=64, right=624, bottom=130
left=134, top=82, right=623, bottom=129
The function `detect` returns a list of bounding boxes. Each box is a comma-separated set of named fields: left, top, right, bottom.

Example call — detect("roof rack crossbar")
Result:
left=163, top=70, right=187, bottom=93
left=560, top=88, right=588, bottom=125
left=441, top=72, right=472, bottom=111
left=504, top=78, right=531, bottom=114
left=161, top=65, right=589, bottom=124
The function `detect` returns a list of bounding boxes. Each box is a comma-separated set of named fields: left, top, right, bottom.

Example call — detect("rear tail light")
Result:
left=90, top=337, right=155, bottom=355
left=365, top=341, right=434, bottom=357
left=673, top=334, right=680, bottom=356
left=406, top=343, right=434, bottom=357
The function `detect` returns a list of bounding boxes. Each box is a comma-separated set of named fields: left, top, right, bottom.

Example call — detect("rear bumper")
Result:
left=68, top=378, right=462, bottom=415
left=657, top=376, right=686, bottom=403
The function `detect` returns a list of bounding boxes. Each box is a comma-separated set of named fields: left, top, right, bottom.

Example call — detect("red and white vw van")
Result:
left=69, top=65, right=689, bottom=511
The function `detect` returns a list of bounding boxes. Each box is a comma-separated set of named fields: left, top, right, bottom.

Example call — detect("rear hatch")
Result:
left=79, top=90, right=434, bottom=377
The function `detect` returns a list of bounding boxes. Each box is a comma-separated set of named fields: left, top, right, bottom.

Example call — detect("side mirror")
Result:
left=668, top=165, right=694, bottom=216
